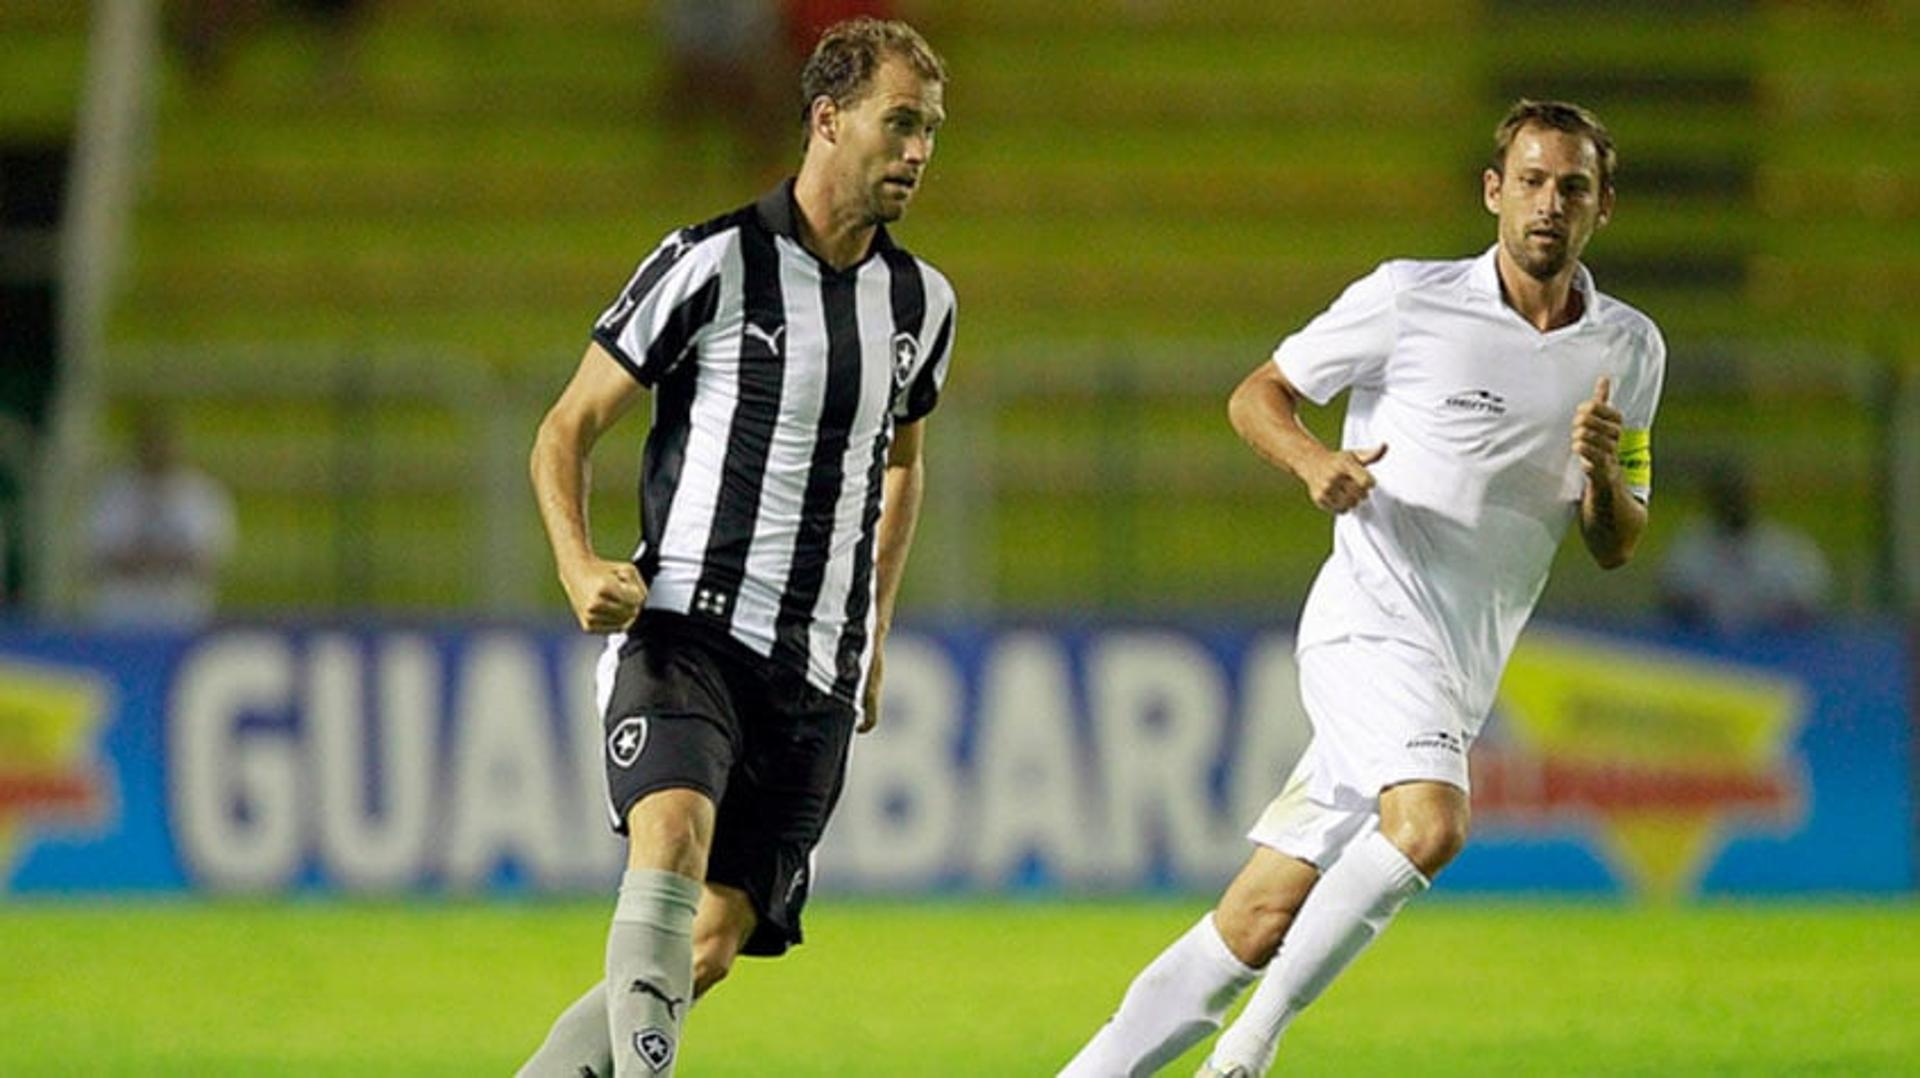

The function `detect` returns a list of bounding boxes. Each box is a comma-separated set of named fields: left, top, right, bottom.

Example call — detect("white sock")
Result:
left=606, top=868, right=702, bottom=1077
left=1208, top=831, right=1428, bottom=1074
left=1060, top=912, right=1261, bottom=1077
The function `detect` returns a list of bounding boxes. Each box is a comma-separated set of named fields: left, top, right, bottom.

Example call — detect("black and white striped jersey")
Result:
left=590, top=180, right=956, bottom=708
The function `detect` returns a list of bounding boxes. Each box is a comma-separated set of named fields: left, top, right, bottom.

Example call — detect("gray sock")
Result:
left=517, top=980, right=614, bottom=1078
left=606, top=868, right=702, bottom=1077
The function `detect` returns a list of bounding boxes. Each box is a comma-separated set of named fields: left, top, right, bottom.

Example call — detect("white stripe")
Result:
left=733, top=242, right=828, bottom=655
left=804, top=261, right=897, bottom=688
left=648, top=234, right=746, bottom=615
left=595, top=631, right=624, bottom=827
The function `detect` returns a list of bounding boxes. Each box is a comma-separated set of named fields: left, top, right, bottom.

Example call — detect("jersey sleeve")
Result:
left=1271, top=262, right=1398, bottom=405
left=1616, top=321, right=1666, bottom=502
left=893, top=279, right=955, bottom=423
left=590, top=230, right=726, bottom=387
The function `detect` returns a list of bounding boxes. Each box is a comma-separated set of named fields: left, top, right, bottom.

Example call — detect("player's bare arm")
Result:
left=1573, top=375, right=1647, bottom=569
left=530, top=340, right=649, bottom=631
left=862, top=418, right=927, bottom=732
left=1229, top=362, right=1387, bottom=515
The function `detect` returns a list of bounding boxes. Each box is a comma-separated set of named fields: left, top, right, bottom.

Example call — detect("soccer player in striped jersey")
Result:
left=1062, top=101, right=1666, bottom=1077
left=520, top=19, right=950, bottom=1078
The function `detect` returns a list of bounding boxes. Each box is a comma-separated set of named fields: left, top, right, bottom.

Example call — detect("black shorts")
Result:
left=601, top=610, right=856, bottom=957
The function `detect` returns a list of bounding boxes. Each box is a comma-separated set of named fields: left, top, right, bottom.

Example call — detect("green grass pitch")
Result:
left=1, top=898, right=1915, bottom=1075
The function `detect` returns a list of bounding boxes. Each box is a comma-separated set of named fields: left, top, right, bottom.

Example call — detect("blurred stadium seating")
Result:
left=2, top=0, right=1913, bottom=618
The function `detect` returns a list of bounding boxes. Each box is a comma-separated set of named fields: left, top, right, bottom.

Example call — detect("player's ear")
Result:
left=808, top=95, right=839, bottom=146
left=1596, top=185, right=1615, bottom=229
left=1482, top=168, right=1502, bottom=215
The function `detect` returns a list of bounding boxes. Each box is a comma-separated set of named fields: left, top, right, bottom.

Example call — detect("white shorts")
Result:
left=1248, top=635, right=1480, bottom=868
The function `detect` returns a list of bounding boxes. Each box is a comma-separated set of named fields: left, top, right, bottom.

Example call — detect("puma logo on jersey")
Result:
left=744, top=321, right=786, bottom=353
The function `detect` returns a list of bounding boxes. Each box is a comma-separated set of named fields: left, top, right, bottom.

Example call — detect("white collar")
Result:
left=1470, top=244, right=1598, bottom=328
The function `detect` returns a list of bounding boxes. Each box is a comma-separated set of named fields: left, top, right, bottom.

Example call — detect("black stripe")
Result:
left=608, top=275, right=720, bottom=385
left=639, top=276, right=722, bottom=382
left=832, top=431, right=891, bottom=701
left=880, top=248, right=928, bottom=414
left=595, top=233, right=693, bottom=343
left=635, top=362, right=698, bottom=583
left=901, top=308, right=952, bottom=421
left=882, top=249, right=927, bottom=340
left=594, top=209, right=754, bottom=368
left=830, top=252, right=928, bottom=698
left=773, top=272, right=864, bottom=676
left=690, top=222, right=785, bottom=626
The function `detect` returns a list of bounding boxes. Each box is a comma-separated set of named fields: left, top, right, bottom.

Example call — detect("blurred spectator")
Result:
left=85, top=409, right=236, bottom=628
left=1659, top=460, right=1830, bottom=633
left=655, top=0, right=789, bottom=184
left=782, top=0, right=895, bottom=60
left=173, top=0, right=368, bottom=87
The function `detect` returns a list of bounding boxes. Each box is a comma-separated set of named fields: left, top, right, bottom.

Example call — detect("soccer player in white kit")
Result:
left=1061, top=99, right=1666, bottom=1077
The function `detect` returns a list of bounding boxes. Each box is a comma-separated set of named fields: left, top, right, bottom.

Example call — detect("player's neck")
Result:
left=792, top=169, right=876, bottom=272
left=1494, top=248, right=1583, bottom=332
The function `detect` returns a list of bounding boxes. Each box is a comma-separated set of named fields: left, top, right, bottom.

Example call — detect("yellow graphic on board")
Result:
left=1476, top=630, right=1804, bottom=899
left=0, top=658, right=112, bottom=884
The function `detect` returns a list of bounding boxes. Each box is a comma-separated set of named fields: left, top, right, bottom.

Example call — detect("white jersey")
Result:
left=1274, top=246, right=1665, bottom=719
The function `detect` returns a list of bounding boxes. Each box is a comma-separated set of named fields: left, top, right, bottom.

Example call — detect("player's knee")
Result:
left=1382, top=812, right=1469, bottom=877
left=625, top=823, right=706, bottom=878
left=623, top=789, right=714, bottom=877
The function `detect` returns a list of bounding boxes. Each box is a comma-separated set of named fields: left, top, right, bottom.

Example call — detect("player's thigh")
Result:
left=600, top=613, right=745, bottom=870
left=624, top=787, right=720, bottom=876
left=730, top=713, right=857, bottom=838
left=1296, top=636, right=1476, bottom=801
left=1246, top=740, right=1377, bottom=869
left=706, top=680, right=857, bottom=957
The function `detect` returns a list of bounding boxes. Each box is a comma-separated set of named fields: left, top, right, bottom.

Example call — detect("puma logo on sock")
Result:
left=629, top=977, right=687, bottom=1021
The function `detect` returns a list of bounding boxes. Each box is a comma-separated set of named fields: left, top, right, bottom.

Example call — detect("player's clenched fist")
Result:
left=1303, top=443, right=1387, bottom=514
left=1572, top=376, right=1622, bottom=483
left=561, top=557, right=645, bottom=633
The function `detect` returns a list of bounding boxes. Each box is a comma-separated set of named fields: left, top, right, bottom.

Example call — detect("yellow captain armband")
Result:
left=1618, top=429, right=1652, bottom=489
